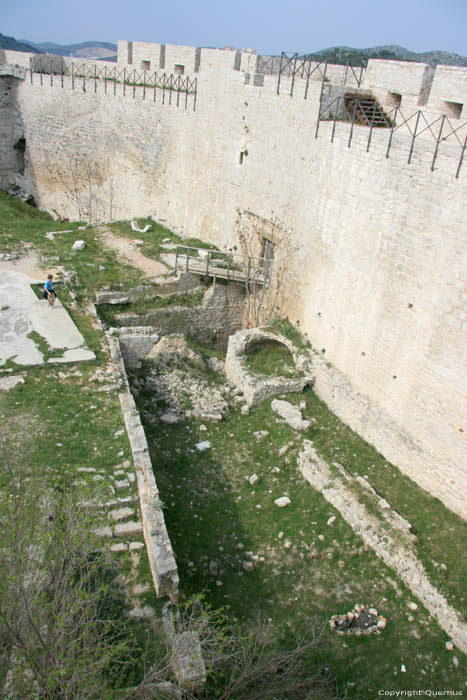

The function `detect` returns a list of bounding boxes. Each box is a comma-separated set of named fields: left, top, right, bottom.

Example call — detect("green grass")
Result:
left=129, top=356, right=467, bottom=699
left=108, top=218, right=225, bottom=264
left=1, top=191, right=465, bottom=696
left=26, top=329, right=66, bottom=361
left=0, top=191, right=175, bottom=688
left=245, top=341, right=300, bottom=377
left=97, top=288, right=206, bottom=327
left=265, top=317, right=312, bottom=350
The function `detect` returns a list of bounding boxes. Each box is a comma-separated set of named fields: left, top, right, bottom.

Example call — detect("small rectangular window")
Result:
left=444, top=101, right=463, bottom=119
left=174, top=64, right=185, bottom=75
left=388, top=91, right=402, bottom=108
left=141, top=60, right=151, bottom=71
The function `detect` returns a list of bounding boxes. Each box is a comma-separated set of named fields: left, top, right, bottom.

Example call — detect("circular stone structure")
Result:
left=225, top=328, right=314, bottom=406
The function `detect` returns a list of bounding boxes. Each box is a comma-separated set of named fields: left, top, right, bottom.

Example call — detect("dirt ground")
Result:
left=97, top=227, right=168, bottom=278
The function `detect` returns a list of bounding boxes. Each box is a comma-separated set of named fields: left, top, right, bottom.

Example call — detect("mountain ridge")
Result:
left=1, top=32, right=466, bottom=67
left=307, top=44, right=467, bottom=67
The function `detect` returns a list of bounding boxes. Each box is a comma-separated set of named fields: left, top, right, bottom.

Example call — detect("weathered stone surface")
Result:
left=114, top=521, right=143, bottom=537
left=110, top=507, right=135, bottom=521
left=146, top=334, right=205, bottom=369
left=110, top=543, right=128, bottom=552
left=274, top=496, right=291, bottom=508
left=225, top=329, right=313, bottom=407
left=271, top=399, right=311, bottom=430
left=117, top=282, right=245, bottom=350
left=172, top=632, right=206, bottom=691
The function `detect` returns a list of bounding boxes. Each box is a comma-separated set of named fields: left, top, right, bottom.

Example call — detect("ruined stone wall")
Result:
left=1, top=49, right=466, bottom=516
left=116, top=283, right=246, bottom=350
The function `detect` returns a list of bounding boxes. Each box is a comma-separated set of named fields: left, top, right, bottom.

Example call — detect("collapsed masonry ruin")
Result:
left=93, top=268, right=467, bottom=657
left=0, top=40, right=466, bottom=520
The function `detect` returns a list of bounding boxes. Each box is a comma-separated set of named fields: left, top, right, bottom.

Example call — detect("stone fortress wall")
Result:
left=0, top=43, right=466, bottom=517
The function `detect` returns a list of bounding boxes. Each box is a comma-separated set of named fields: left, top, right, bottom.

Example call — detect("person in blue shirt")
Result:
left=44, top=274, right=57, bottom=308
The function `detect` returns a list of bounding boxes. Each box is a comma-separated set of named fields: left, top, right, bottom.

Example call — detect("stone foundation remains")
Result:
left=114, top=281, right=246, bottom=350
left=225, top=328, right=313, bottom=406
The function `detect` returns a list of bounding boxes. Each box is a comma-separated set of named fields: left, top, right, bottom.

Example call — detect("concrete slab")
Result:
left=0, top=269, right=95, bottom=367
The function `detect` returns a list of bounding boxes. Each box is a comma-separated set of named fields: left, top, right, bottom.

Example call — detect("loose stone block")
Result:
left=274, top=496, right=291, bottom=508
left=114, top=521, right=143, bottom=537
left=172, top=631, right=206, bottom=691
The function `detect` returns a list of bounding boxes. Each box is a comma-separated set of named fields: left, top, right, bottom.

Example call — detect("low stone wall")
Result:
left=114, top=327, right=160, bottom=369
left=115, top=281, right=246, bottom=349
left=107, top=333, right=179, bottom=600
left=225, top=328, right=314, bottom=405
left=95, top=272, right=202, bottom=305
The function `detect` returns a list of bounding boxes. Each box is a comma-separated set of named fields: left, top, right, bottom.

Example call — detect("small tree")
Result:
left=0, top=442, right=131, bottom=699
left=125, top=596, right=333, bottom=700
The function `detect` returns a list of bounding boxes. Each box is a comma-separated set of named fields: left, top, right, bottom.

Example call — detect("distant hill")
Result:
left=0, top=32, right=42, bottom=53
left=306, top=44, right=467, bottom=67
left=21, top=39, right=117, bottom=60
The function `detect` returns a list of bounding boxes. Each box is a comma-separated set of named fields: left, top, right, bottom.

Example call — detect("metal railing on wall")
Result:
left=261, top=53, right=365, bottom=97
left=316, top=89, right=467, bottom=177
left=28, top=57, right=198, bottom=110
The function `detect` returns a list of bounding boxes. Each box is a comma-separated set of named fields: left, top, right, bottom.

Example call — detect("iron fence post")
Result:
left=386, top=107, right=398, bottom=158
left=348, top=100, right=357, bottom=148
left=408, top=110, right=422, bottom=164
left=331, top=97, right=341, bottom=143
left=431, top=114, right=446, bottom=171
left=367, top=100, right=376, bottom=152
left=315, top=78, right=326, bottom=139
left=456, top=132, right=467, bottom=179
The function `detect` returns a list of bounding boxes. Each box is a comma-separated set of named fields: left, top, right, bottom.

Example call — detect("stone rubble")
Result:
left=330, top=605, right=387, bottom=636
left=141, top=337, right=229, bottom=422
left=271, top=399, right=311, bottom=431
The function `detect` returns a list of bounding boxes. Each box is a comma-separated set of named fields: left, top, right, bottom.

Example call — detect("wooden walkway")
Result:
left=172, top=245, right=268, bottom=285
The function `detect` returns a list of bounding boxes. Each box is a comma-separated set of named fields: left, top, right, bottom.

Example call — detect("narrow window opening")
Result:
left=14, top=136, right=25, bottom=176
left=260, top=237, right=275, bottom=281
left=388, top=91, right=402, bottom=108
left=444, top=101, right=463, bottom=119
left=239, top=151, right=244, bottom=165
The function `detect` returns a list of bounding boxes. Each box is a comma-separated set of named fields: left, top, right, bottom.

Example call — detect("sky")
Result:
left=2, top=0, right=466, bottom=56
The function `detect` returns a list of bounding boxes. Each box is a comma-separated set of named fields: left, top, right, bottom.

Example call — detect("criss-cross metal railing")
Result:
left=28, top=57, right=198, bottom=109
left=316, top=87, right=467, bottom=176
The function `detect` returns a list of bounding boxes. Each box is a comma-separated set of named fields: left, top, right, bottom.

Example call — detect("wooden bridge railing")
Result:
left=173, top=245, right=270, bottom=285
